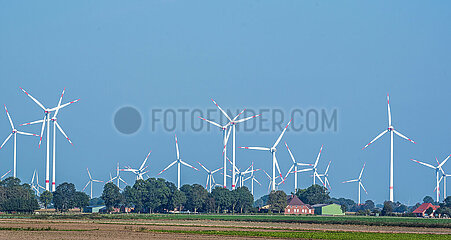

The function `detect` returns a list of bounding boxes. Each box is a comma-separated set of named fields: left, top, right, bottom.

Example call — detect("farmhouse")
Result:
left=312, top=203, right=344, bottom=216
left=412, top=203, right=440, bottom=217
left=284, top=195, right=314, bottom=215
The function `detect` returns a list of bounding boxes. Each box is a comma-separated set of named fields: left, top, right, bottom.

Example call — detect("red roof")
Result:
left=412, top=203, right=440, bottom=214
left=287, top=195, right=305, bottom=206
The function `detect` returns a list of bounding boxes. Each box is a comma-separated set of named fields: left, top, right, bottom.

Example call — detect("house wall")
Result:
left=285, top=205, right=313, bottom=215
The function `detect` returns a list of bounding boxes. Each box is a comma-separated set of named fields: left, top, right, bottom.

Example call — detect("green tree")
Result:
left=423, top=196, right=434, bottom=203
left=0, top=177, right=39, bottom=213
left=39, top=190, right=53, bottom=209
left=211, top=187, right=231, bottom=213
left=101, top=182, right=123, bottom=211
left=444, top=196, right=451, bottom=207
left=181, top=184, right=208, bottom=213
left=73, top=191, right=90, bottom=212
left=53, top=182, right=76, bottom=212
left=295, top=185, right=330, bottom=205
left=268, top=190, right=287, bottom=213
left=169, top=190, right=186, bottom=211
left=381, top=201, right=393, bottom=216
left=425, top=206, right=434, bottom=216
left=234, top=187, right=254, bottom=213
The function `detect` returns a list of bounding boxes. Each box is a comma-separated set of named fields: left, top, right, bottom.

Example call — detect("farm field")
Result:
left=0, top=214, right=449, bottom=239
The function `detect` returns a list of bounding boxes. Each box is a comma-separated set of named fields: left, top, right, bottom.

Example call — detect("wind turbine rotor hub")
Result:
left=388, top=126, right=394, bottom=131
left=270, top=148, right=277, bottom=153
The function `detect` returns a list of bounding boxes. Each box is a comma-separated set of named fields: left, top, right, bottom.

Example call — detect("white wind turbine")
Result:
left=362, top=94, right=415, bottom=202
left=20, top=88, right=79, bottom=191
left=342, top=163, right=368, bottom=205
left=210, top=98, right=261, bottom=190
left=242, top=162, right=261, bottom=195
left=123, top=150, right=151, bottom=180
left=0, top=105, right=39, bottom=178
left=317, top=161, right=332, bottom=190
left=437, top=161, right=451, bottom=200
left=197, top=161, right=222, bottom=193
left=411, top=154, right=450, bottom=203
left=227, top=158, right=259, bottom=189
left=157, top=134, right=199, bottom=189
left=0, top=170, right=11, bottom=180
left=240, top=119, right=292, bottom=191
left=83, top=168, right=103, bottom=199
left=283, top=142, right=313, bottom=191
left=107, top=162, right=128, bottom=189
left=30, top=169, right=45, bottom=195
left=262, top=169, right=282, bottom=193
left=290, top=145, right=325, bottom=187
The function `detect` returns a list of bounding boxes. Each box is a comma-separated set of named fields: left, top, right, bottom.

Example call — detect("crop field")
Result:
left=0, top=214, right=449, bottom=239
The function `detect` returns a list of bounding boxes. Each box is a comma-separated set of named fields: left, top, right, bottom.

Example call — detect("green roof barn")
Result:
left=312, top=203, right=344, bottom=215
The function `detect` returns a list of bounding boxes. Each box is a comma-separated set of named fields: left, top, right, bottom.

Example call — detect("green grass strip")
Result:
left=0, top=226, right=98, bottom=232
left=142, top=228, right=451, bottom=240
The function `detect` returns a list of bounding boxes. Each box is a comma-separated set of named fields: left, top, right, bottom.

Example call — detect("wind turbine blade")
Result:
left=17, top=131, right=39, bottom=137
left=119, top=177, right=128, bottom=185
left=87, top=168, right=92, bottom=180
left=393, top=129, right=415, bottom=144
left=274, top=155, right=283, bottom=179
left=4, top=105, right=14, bottom=130
left=50, top=99, right=80, bottom=111
left=197, top=161, right=210, bottom=173
left=92, top=179, right=103, bottom=183
left=20, top=119, right=44, bottom=126
left=254, top=178, right=262, bottom=185
left=272, top=119, right=292, bottom=148
left=38, top=115, right=47, bottom=148
left=283, top=165, right=295, bottom=180
left=291, top=168, right=313, bottom=174
left=31, top=169, right=36, bottom=183
left=180, top=160, right=199, bottom=171
left=285, top=142, right=296, bottom=164
left=325, top=161, right=331, bottom=175
left=82, top=181, right=90, bottom=191
left=360, top=182, right=368, bottom=194
left=234, top=114, right=262, bottom=123
left=362, top=129, right=388, bottom=149
left=198, top=117, right=222, bottom=128
left=314, top=171, right=325, bottom=186
left=387, top=94, right=391, bottom=126
left=262, top=169, right=271, bottom=179
left=55, top=121, right=73, bottom=145
left=232, top=108, right=246, bottom=121
left=175, top=134, right=180, bottom=159
left=239, top=146, right=271, bottom=151
left=326, top=177, right=332, bottom=190
left=0, top=133, right=13, bottom=150
left=438, top=154, right=451, bottom=169
left=314, top=145, right=323, bottom=168
left=157, top=161, right=177, bottom=175
left=211, top=167, right=223, bottom=174
left=53, top=88, right=65, bottom=118
left=139, top=150, right=152, bottom=171
left=0, top=170, right=11, bottom=179
left=20, top=87, right=46, bottom=111
left=359, top=163, right=366, bottom=179
left=342, top=179, right=358, bottom=183
left=410, top=159, right=435, bottom=169
left=210, top=98, right=232, bottom=122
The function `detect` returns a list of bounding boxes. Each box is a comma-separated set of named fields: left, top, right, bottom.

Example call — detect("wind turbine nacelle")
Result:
left=388, top=126, right=394, bottom=131
left=270, top=148, right=277, bottom=153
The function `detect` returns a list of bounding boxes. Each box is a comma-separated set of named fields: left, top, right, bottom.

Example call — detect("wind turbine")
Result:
left=0, top=170, right=11, bottom=180
left=197, top=161, right=222, bottom=193
left=317, top=161, right=332, bottom=190
left=362, top=94, right=415, bottom=202
left=289, top=145, right=325, bottom=187
left=243, top=162, right=261, bottom=195
left=262, top=169, right=282, bottom=193
left=283, top=142, right=313, bottom=191
left=83, top=168, right=103, bottom=199
left=437, top=161, right=451, bottom=200
left=30, top=169, right=45, bottom=195
left=227, top=158, right=259, bottom=188
left=107, top=162, right=128, bottom=189
left=20, top=88, right=79, bottom=191
left=123, top=150, right=151, bottom=180
left=210, top=98, right=261, bottom=190
left=0, top=105, right=39, bottom=178
left=157, top=134, right=199, bottom=189
left=342, top=163, right=367, bottom=205
left=240, top=119, right=292, bottom=191
left=411, top=154, right=450, bottom=202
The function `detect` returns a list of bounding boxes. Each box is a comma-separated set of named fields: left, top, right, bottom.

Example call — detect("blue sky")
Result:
left=0, top=1, right=450, bottom=204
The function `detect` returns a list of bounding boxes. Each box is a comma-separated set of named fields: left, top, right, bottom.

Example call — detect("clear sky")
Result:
left=0, top=1, right=450, bottom=204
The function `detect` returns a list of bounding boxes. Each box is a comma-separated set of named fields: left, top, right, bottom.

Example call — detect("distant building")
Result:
left=412, top=203, right=440, bottom=217
left=83, top=206, right=106, bottom=213
left=312, top=203, right=345, bottom=216
left=284, top=195, right=314, bottom=215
